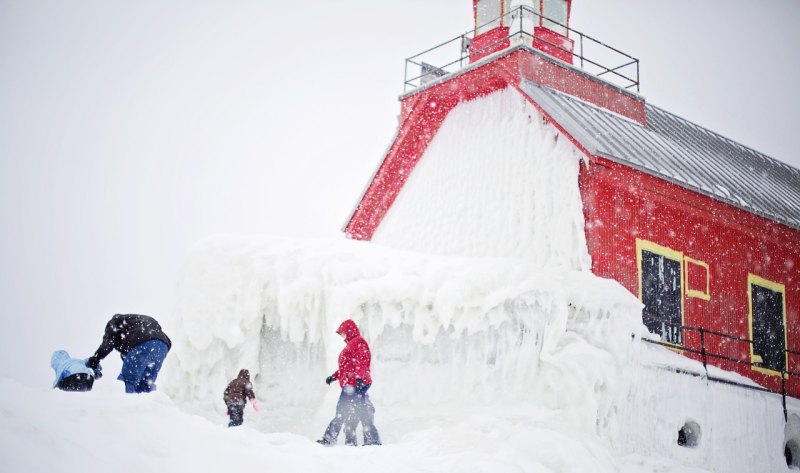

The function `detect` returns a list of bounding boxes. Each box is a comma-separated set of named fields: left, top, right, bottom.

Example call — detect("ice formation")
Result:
left=163, top=235, right=642, bottom=437
left=162, top=232, right=798, bottom=471
left=613, top=343, right=798, bottom=472
left=372, top=87, right=591, bottom=270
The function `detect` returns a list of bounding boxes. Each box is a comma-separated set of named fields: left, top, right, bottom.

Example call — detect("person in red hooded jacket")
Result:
left=317, top=319, right=381, bottom=446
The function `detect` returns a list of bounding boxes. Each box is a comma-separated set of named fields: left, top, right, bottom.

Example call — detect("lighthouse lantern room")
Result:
left=471, top=0, right=574, bottom=63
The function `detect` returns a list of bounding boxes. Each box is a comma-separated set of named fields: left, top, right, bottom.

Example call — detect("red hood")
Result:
left=336, top=319, right=361, bottom=343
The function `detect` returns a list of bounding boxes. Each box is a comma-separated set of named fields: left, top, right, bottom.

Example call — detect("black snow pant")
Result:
left=228, top=402, right=244, bottom=427
left=321, top=386, right=381, bottom=446
left=56, top=373, right=94, bottom=392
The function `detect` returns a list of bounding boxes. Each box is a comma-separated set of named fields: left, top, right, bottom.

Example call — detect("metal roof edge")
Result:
left=646, top=102, right=800, bottom=175
left=593, top=151, right=800, bottom=231
left=523, top=83, right=800, bottom=230
left=520, top=79, right=642, bottom=127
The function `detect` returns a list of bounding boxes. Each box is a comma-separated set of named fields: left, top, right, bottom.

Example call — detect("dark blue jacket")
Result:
left=87, top=314, right=171, bottom=369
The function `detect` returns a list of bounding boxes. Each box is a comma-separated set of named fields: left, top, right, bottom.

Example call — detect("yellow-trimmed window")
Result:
left=684, top=256, right=710, bottom=300
left=637, top=239, right=684, bottom=345
left=748, top=274, right=788, bottom=376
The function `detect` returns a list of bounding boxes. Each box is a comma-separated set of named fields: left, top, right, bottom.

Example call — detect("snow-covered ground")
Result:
left=5, top=343, right=793, bottom=472
left=2, top=373, right=711, bottom=473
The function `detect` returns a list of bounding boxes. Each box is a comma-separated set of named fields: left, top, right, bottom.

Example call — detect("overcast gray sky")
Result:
left=1, top=0, right=798, bottom=384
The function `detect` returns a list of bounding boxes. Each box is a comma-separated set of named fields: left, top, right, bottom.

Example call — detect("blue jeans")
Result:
left=321, top=385, right=381, bottom=446
left=118, top=339, right=169, bottom=393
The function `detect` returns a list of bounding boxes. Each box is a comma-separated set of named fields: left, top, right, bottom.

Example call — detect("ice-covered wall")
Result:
left=371, top=87, right=591, bottom=270
left=608, top=342, right=799, bottom=472
left=165, top=234, right=797, bottom=471
left=163, top=234, right=640, bottom=435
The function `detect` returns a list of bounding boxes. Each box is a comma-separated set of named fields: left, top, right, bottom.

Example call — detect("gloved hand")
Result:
left=325, top=375, right=336, bottom=385
left=252, top=399, right=260, bottom=412
left=86, top=359, right=103, bottom=379
left=355, top=378, right=368, bottom=394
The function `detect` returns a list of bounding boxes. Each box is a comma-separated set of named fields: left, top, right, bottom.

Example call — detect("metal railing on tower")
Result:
left=403, top=5, right=640, bottom=93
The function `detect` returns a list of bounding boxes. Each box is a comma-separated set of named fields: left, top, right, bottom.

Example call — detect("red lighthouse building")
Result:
left=345, top=0, right=800, bottom=399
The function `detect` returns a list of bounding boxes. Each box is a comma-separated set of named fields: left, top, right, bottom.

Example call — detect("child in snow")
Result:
left=223, top=369, right=259, bottom=427
left=51, top=350, right=97, bottom=392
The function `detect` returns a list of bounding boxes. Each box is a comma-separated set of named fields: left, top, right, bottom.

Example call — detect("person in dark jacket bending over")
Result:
left=86, top=314, right=171, bottom=394
left=223, top=369, right=259, bottom=427
left=317, top=319, right=381, bottom=446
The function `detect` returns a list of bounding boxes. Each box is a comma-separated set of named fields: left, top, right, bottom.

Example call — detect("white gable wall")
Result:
left=372, top=87, right=591, bottom=270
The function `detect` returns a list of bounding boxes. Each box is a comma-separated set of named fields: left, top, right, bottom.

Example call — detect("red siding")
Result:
left=470, top=27, right=511, bottom=63
left=532, top=26, right=574, bottom=64
left=580, top=157, right=800, bottom=396
left=518, top=53, right=645, bottom=124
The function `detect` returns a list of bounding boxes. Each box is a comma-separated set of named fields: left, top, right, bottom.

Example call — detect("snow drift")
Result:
left=163, top=235, right=643, bottom=439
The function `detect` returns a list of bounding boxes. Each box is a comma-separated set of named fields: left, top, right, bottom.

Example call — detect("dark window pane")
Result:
left=641, top=250, right=682, bottom=344
left=751, top=283, right=785, bottom=372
